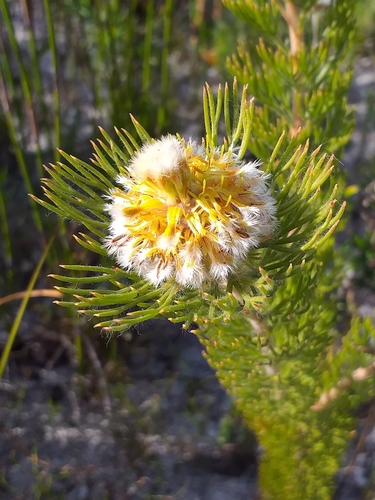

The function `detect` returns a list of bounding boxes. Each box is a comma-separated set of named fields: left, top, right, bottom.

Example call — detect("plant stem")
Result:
left=42, top=0, right=61, bottom=162
left=284, top=1, right=303, bottom=134
left=158, top=0, right=173, bottom=133
left=0, top=0, right=44, bottom=174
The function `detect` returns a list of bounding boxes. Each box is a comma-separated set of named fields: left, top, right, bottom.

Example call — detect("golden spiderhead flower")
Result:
left=105, top=135, right=277, bottom=288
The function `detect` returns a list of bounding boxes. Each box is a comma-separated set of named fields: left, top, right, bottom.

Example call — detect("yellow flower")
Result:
left=106, top=136, right=276, bottom=288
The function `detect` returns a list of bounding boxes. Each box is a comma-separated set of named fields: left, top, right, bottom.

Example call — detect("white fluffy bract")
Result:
left=130, top=136, right=186, bottom=180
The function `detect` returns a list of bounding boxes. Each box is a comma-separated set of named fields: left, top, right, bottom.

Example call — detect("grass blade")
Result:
left=0, top=236, right=54, bottom=379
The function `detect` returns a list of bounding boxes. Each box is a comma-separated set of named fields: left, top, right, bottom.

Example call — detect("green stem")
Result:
left=0, top=0, right=44, bottom=175
left=0, top=237, right=54, bottom=379
left=42, top=0, right=61, bottom=162
left=157, top=0, right=173, bottom=132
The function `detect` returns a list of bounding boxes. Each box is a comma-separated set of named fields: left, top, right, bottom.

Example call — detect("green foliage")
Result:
left=355, top=0, right=375, bottom=46
left=198, top=304, right=353, bottom=499
left=224, top=0, right=355, bottom=160
left=199, top=1, right=374, bottom=498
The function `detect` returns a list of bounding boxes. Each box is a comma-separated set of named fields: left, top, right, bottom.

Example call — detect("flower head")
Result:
left=105, top=136, right=276, bottom=288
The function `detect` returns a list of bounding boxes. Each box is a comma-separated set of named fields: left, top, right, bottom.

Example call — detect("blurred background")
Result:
left=1, top=1, right=375, bottom=498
